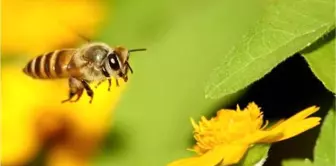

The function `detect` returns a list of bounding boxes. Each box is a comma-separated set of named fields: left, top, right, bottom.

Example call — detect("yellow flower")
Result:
left=1, top=1, right=123, bottom=165
left=1, top=0, right=112, bottom=165
left=1, top=0, right=106, bottom=56
left=1, top=65, right=125, bottom=166
left=168, top=102, right=321, bottom=166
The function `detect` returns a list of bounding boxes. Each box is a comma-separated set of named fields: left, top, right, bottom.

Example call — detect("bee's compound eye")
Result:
left=108, top=54, right=120, bottom=70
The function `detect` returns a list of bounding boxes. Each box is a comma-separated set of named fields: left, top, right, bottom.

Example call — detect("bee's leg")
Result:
left=61, top=89, right=77, bottom=103
left=123, top=75, right=128, bottom=82
left=72, top=88, right=84, bottom=102
left=107, top=78, right=112, bottom=91
left=116, top=79, right=120, bottom=87
left=62, top=77, right=84, bottom=103
left=81, top=80, right=94, bottom=103
left=95, top=79, right=112, bottom=91
left=95, top=80, right=105, bottom=89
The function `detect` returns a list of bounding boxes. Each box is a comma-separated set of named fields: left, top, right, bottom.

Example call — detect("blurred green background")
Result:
left=92, top=0, right=263, bottom=165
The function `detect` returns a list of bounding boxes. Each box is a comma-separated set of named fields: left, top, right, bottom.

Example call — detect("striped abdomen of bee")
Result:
left=23, top=49, right=77, bottom=79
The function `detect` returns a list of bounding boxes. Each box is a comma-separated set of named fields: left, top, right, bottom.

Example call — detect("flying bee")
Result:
left=22, top=42, right=146, bottom=103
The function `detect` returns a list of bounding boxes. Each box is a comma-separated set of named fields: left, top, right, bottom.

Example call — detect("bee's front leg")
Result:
left=107, top=78, right=111, bottom=91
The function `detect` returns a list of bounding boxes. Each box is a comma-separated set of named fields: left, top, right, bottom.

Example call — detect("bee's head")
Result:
left=103, top=46, right=146, bottom=82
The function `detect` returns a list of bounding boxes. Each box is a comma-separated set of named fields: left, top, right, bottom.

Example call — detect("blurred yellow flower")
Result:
left=1, top=65, right=126, bottom=166
left=1, top=0, right=106, bottom=56
left=1, top=0, right=114, bottom=165
left=168, top=102, right=321, bottom=166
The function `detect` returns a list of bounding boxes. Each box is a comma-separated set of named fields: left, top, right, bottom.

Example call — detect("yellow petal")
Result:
left=264, top=119, right=285, bottom=130
left=261, top=106, right=320, bottom=143
left=289, top=106, right=319, bottom=120
left=236, top=105, right=241, bottom=112
left=191, top=118, right=199, bottom=131
left=253, top=130, right=284, bottom=143
left=168, top=144, right=249, bottom=166
left=168, top=144, right=232, bottom=166
left=167, top=157, right=200, bottom=166
left=219, top=144, right=249, bottom=166
left=195, top=145, right=228, bottom=166
left=273, top=117, right=321, bottom=142
left=272, top=106, right=319, bottom=131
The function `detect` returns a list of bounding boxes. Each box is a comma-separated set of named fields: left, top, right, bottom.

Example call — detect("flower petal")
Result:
left=260, top=106, right=321, bottom=143
left=272, top=106, right=319, bottom=130
left=273, top=117, right=321, bottom=142
left=167, top=157, right=200, bottom=166
left=190, top=146, right=227, bottom=166
left=219, top=144, right=249, bottom=166
left=253, top=131, right=284, bottom=143
left=168, top=144, right=236, bottom=166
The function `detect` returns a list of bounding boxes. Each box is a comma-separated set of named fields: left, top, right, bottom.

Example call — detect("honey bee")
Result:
left=23, top=42, right=146, bottom=103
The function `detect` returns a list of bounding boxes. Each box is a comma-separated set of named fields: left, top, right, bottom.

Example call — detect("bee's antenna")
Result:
left=128, top=48, right=147, bottom=53
left=125, top=62, right=133, bottom=73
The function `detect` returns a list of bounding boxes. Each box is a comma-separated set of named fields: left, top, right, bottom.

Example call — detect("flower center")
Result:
left=190, top=103, right=265, bottom=155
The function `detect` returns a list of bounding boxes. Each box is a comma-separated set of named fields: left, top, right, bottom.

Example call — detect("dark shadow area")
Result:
left=234, top=54, right=333, bottom=120
left=200, top=53, right=334, bottom=166
left=254, top=54, right=334, bottom=166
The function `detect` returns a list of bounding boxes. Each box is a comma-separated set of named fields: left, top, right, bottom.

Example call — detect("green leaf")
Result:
left=282, top=159, right=314, bottom=166
left=237, top=144, right=270, bottom=166
left=302, top=35, right=335, bottom=93
left=313, top=105, right=335, bottom=166
left=205, top=0, right=335, bottom=99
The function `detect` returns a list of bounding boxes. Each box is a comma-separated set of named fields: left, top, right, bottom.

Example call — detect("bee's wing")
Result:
left=79, top=44, right=110, bottom=66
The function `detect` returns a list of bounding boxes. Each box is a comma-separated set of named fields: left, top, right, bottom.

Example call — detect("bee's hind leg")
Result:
left=61, top=90, right=76, bottom=103
left=81, top=80, right=94, bottom=104
left=61, top=77, right=85, bottom=103
left=72, top=88, right=84, bottom=102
